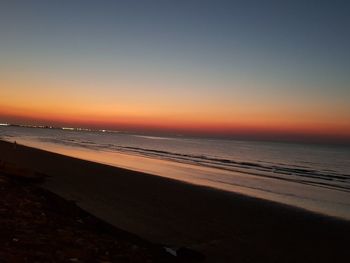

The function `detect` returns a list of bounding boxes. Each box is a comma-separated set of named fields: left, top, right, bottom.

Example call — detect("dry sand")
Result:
left=1, top=140, right=350, bottom=262
left=0, top=172, right=181, bottom=262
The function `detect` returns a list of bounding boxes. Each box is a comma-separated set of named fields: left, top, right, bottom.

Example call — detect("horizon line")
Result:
left=1, top=122, right=349, bottom=146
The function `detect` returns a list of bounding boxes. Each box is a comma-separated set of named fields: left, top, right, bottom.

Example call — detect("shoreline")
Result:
left=1, top=139, right=350, bottom=262
left=2, top=132, right=350, bottom=221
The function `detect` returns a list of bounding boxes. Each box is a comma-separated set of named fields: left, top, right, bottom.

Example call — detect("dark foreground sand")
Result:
left=1, top=140, right=350, bottom=262
left=0, top=172, right=183, bottom=262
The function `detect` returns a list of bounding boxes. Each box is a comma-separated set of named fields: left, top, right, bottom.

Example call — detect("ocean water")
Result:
left=1, top=125, right=350, bottom=220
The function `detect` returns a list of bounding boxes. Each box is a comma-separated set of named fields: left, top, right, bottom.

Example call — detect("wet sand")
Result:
left=1, top=139, right=350, bottom=262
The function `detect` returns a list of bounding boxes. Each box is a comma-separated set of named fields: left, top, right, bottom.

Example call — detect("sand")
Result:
left=0, top=172, right=181, bottom=262
left=1, top=139, right=350, bottom=262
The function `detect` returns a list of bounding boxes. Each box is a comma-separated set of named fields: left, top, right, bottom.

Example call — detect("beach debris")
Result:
left=164, top=247, right=177, bottom=256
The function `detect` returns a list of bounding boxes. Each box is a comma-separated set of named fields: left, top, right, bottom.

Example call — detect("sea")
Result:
left=1, top=125, right=350, bottom=220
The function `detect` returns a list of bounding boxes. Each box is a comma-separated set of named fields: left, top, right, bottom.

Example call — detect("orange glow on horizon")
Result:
left=1, top=103, right=350, bottom=142
left=1, top=71, right=349, bottom=143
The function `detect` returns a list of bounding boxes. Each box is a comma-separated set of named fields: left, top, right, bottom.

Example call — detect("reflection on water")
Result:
left=1, top=126, right=350, bottom=220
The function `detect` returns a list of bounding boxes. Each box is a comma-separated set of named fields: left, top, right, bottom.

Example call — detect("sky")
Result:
left=1, top=0, right=349, bottom=143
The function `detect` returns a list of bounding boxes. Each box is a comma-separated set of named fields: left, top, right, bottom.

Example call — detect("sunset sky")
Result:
left=1, top=1, right=349, bottom=142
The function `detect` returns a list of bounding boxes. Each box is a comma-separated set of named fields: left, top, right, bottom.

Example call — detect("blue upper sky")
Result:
left=2, top=0, right=349, bottom=77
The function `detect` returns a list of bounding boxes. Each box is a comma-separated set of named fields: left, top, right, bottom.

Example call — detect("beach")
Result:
left=1, top=139, right=350, bottom=262
left=0, top=171, right=180, bottom=262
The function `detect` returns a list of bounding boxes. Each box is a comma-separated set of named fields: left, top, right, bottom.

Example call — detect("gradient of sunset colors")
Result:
left=1, top=1, right=350, bottom=143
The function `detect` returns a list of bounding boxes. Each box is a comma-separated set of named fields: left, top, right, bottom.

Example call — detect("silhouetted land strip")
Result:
left=0, top=140, right=350, bottom=262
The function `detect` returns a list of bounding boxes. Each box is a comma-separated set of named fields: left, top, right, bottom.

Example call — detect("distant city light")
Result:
left=0, top=123, right=122, bottom=134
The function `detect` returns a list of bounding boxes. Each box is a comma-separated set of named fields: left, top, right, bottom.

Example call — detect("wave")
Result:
left=36, top=137, right=350, bottom=193
left=131, top=135, right=177, bottom=140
